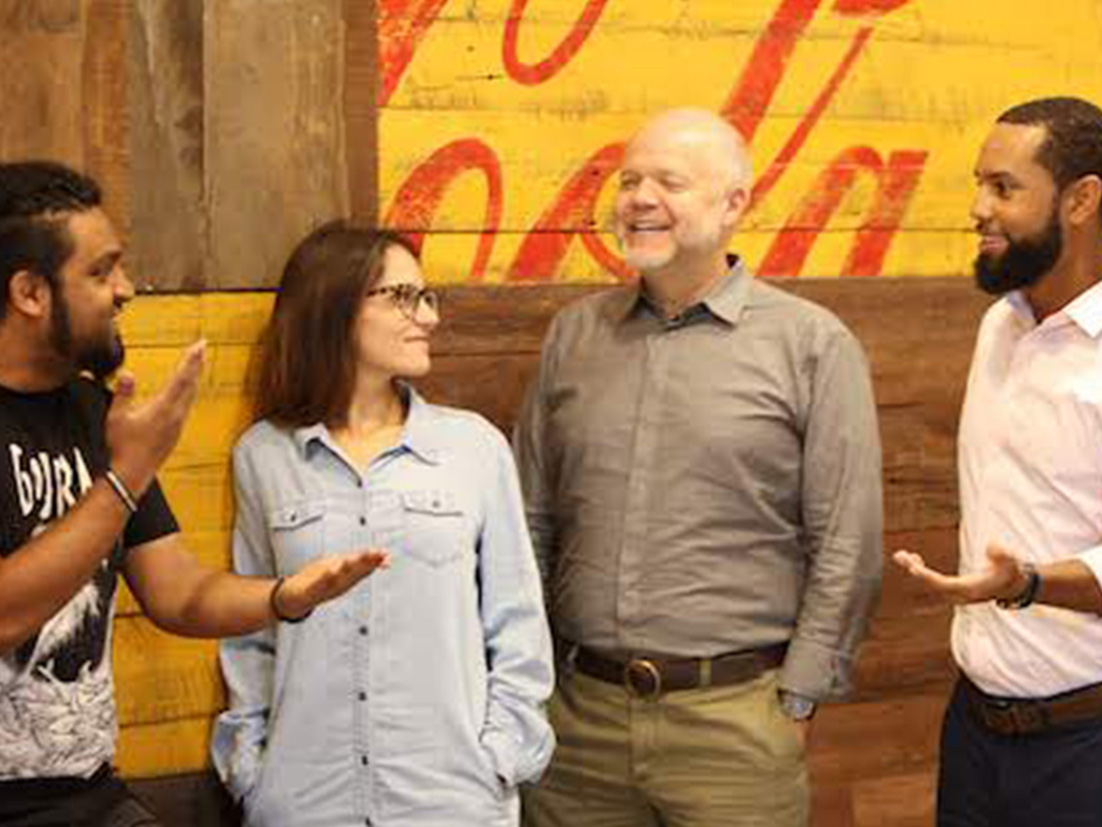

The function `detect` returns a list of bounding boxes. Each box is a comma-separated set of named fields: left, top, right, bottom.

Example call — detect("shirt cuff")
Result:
left=479, top=727, right=520, bottom=787
left=211, top=711, right=266, bottom=803
left=778, top=636, right=854, bottom=700
left=778, top=690, right=817, bottom=720
left=1075, top=544, right=1102, bottom=589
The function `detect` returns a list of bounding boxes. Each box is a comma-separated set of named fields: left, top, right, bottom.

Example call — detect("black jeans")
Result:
left=0, top=764, right=161, bottom=827
left=939, top=679, right=1102, bottom=827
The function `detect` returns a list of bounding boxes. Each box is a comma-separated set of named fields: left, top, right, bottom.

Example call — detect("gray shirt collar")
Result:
left=607, top=255, right=752, bottom=328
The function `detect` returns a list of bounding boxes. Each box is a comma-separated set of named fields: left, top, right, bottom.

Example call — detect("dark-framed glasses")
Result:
left=364, top=283, right=440, bottom=320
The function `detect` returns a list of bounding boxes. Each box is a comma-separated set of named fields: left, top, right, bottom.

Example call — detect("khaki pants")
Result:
left=524, top=669, right=808, bottom=827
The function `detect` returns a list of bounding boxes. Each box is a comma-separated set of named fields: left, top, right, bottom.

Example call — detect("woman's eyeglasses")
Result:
left=364, top=283, right=440, bottom=320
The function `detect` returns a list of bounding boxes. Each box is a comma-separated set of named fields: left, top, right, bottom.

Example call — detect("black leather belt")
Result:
left=571, top=642, right=788, bottom=700
left=961, top=676, right=1102, bottom=736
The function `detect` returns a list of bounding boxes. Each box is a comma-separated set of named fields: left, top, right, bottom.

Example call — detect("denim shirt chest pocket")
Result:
left=267, top=498, right=326, bottom=572
left=399, top=489, right=469, bottom=567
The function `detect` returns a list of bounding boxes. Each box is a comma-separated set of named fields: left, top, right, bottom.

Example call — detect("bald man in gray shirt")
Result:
left=515, top=108, right=882, bottom=827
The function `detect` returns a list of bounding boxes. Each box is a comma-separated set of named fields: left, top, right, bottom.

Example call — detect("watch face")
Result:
left=780, top=692, right=816, bottom=720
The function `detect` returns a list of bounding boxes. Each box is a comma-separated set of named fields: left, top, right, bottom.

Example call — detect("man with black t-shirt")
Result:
left=0, top=161, right=388, bottom=827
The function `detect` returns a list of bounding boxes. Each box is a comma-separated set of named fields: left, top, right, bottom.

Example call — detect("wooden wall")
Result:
left=110, top=277, right=991, bottom=827
left=6, top=1, right=1101, bottom=293
left=1, top=1, right=1098, bottom=825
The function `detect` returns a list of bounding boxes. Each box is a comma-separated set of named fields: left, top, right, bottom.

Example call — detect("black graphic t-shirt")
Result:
left=0, top=378, right=178, bottom=780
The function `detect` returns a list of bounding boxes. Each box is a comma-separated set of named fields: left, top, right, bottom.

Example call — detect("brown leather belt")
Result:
left=961, top=676, right=1102, bottom=736
left=572, top=642, right=788, bottom=700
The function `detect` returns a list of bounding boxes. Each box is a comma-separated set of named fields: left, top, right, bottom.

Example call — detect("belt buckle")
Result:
left=1007, top=701, right=1046, bottom=735
left=985, top=699, right=1045, bottom=736
left=623, top=658, right=662, bottom=700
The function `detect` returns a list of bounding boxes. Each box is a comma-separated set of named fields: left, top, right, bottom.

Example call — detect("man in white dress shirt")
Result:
left=894, top=96, right=1102, bottom=826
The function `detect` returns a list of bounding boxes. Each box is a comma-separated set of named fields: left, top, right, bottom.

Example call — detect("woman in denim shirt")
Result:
left=211, top=222, right=555, bottom=826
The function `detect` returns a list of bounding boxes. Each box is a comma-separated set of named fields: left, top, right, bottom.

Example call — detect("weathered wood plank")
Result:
left=809, top=688, right=945, bottom=786
left=852, top=771, right=937, bottom=827
left=203, top=0, right=348, bottom=289
left=84, top=0, right=131, bottom=234
left=128, top=0, right=205, bottom=291
left=117, top=714, right=216, bottom=778
left=0, top=0, right=88, bottom=164
left=118, top=276, right=989, bottom=353
left=113, top=618, right=223, bottom=727
left=344, top=0, right=379, bottom=226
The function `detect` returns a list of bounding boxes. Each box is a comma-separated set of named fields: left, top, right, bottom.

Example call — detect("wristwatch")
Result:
left=779, top=690, right=817, bottom=721
left=996, top=561, right=1041, bottom=610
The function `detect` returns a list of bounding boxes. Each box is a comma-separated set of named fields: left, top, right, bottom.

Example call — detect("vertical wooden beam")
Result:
left=84, top=0, right=131, bottom=236
left=128, top=0, right=205, bottom=291
left=343, top=0, right=379, bottom=227
left=0, top=0, right=88, bottom=164
left=204, top=0, right=348, bottom=289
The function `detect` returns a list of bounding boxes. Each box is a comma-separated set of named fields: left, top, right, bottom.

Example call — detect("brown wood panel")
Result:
left=343, top=0, right=379, bottom=226
left=203, top=0, right=348, bottom=289
left=852, top=772, right=937, bottom=827
left=128, top=0, right=205, bottom=291
left=83, top=0, right=131, bottom=235
left=0, top=0, right=88, bottom=164
left=808, top=688, right=948, bottom=826
left=810, top=688, right=946, bottom=786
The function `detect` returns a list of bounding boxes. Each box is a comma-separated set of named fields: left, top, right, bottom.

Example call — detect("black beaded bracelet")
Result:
left=269, top=576, right=313, bottom=624
left=996, top=563, right=1041, bottom=610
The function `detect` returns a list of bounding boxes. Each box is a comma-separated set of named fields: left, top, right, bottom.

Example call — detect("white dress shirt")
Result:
left=954, top=281, right=1102, bottom=697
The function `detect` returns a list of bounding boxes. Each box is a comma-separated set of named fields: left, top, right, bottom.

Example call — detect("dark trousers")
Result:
left=939, top=679, right=1102, bottom=827
left=0, top=764, right=162, bottom=827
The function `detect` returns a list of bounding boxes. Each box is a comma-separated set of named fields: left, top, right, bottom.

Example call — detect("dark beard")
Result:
left=49, top=292, right=125, bottom=380
left=973, top=210, right=1062, bottom=296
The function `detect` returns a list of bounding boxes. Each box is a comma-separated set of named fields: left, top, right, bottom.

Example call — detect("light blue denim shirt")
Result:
left=211, top=390, right=555, bottom=827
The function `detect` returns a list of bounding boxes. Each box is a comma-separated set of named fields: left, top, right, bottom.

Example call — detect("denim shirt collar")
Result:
left=291, top=384, right=443, bottom=466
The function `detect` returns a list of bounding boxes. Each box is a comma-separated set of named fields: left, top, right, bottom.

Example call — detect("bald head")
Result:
left=614, top=108, right=752, bottom=278
left=629, top=108, right=753, bottom=194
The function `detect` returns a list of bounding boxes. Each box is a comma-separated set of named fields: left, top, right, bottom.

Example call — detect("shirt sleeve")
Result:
left=211, top=442, right=277, bottom=802
left=1075, top=545, right=1102, bottom=588
left=511, top=315, right=562, bottom=591
left=780, top=321, right=883, bottom=700
left=477, top=425, right=556, bottom=786
left=122, top=477, right=180, bottom=549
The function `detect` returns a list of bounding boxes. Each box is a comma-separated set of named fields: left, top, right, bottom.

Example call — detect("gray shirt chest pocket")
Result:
left=267, top=499, right=326, bottom=570
left=399, top=490, right=468, bottom=567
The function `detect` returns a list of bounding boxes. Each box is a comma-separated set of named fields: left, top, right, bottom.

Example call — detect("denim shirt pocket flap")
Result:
left=269, top=499, right=326, bottom=530
left=400, top=489, right=462, bottom=516
left=399, top=490, right=465, bottom=566
left=267, top=499, right=327, bottom=571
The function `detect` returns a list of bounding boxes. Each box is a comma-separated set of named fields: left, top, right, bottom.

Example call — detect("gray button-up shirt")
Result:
left=513, top=260, right=882, bottom=699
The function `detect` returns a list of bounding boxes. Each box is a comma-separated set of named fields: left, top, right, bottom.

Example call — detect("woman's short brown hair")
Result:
left=252, top=220, right=416, bottom=428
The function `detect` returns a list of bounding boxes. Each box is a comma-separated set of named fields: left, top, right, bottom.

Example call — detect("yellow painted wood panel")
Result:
left=113, top=618, right=224, bottom=727
left=378, top=0, right=1102, bottom=282
left=117, top=715, right=216, bottom=778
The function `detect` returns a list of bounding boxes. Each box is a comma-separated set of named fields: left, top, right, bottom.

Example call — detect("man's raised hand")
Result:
left=106, top=340, right=206, bottom=497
